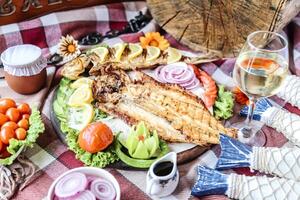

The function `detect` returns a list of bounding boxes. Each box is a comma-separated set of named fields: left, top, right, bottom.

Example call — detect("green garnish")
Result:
left=213, top=85, right=234, bottom=120
left=93, top=108, right=108, bottom=121
left=65, top=126, right=119, bottom=168
left=54, top=78, right=118, bottom=168
left=116, top=122, right=169, bottom=168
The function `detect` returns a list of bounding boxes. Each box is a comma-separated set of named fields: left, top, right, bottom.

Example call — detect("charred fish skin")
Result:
left=92, top=70, right=236, bottom=146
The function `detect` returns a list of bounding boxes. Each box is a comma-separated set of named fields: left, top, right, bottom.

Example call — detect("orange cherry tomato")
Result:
left=0, top=140, right=3, bottom=152
left=0, top=113, right=8, bottom=126
left=2, top=121, right=18, bottom=130
left=17, top=119, right=29, bottom=130
left=0, top=107, right=6, bottom=115
left=78, top=122, right=114, bottom=153
left=15, top=128, right=27, bottom=140
left=0, top=127, right=15, bottom=144
left=17, top=103, right=31, bottom=115
left=22, top=114, right=30, bottom=120
left=0, top=98, right=16, bottom=114
left=6, top=108, right=20, bottom=122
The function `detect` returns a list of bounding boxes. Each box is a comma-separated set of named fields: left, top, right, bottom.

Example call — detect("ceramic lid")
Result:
left=1, top=44, right=47, bottom=76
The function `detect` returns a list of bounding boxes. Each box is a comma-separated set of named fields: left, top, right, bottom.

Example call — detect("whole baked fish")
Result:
left=88, top=44, right=220, bottom=74
left=92, top=70, right=236, bottom=145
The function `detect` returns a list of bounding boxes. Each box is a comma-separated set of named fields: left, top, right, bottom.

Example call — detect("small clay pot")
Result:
left=4, top=69, right=47, bottom=94
left=1, top=44, right=47, bottom=95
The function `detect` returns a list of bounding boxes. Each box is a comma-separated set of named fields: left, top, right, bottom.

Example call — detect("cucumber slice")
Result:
left=53, top=100, right=64, bottom=117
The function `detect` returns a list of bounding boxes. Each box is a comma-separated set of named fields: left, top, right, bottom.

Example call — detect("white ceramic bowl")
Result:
left=47, top=167, right=121, bottom=200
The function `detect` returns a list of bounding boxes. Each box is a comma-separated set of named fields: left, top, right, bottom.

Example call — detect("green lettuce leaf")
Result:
left=55, top=78, right=118, bottom=168
left=93, top=108, right=108, bottom=121
left=65, top=127, right=119, bottom=168
left=213, top=85, right=234, bottom=120
left=0, top=108, right=45, bottom=165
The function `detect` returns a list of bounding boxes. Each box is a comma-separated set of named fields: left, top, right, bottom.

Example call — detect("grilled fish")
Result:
left=92, top=70, right=236, bottom=146
left=89, top=46, right=170, bottom=74
left=88, top=44, right=220, bottom=75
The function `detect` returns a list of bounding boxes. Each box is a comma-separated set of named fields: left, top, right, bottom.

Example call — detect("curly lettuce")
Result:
left=0, top=108, right=45, bottom=165
left=65, top=126, right=119, bottom=168
left=54, top=78, right=118, bottom=168
left=213, top=85, right=234, bottom=120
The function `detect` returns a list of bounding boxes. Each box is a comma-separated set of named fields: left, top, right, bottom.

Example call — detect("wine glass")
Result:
left=232, top=31, right=289, bottom=146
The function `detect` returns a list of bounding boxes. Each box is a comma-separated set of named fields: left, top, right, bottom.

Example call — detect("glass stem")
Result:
left=245, top=97, right=256, bottom=127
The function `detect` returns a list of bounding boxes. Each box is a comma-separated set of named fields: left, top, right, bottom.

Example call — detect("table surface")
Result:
left=0, top=2, right=300, bottom=200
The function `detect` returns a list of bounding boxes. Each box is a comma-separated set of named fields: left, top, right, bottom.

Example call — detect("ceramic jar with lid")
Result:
left=1, top=44, right=47, bottom=94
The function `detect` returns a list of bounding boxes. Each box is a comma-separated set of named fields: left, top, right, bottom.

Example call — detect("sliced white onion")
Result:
left=154, top=62, right=199, bottom=90
left=74, top=190, right=96, bottom=200
left=90, top=178, right=116, bottom=200
left=184, top=78, right=200, bottom=90
left=54, top=172, right=88, bottom=198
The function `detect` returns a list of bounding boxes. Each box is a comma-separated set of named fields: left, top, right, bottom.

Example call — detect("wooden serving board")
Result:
left=50, top=86, right=209, bottom=170
left=147, top=0, right=300, bottom=57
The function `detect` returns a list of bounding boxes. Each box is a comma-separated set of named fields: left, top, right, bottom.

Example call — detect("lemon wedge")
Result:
left=71, top=77, right=94, bottom=89
left=68, top=85, right=94, bottom=106
left=90, top=46, right=109, bottom=63
left=68, top=103, right=94, bottom=131
left=113, top=43, right=127, bottom=61
left=167, top=47, right=182, bottom=64
left=145, top=46, right=160, bottom=63
left=128, top=43, right=143, bottom=60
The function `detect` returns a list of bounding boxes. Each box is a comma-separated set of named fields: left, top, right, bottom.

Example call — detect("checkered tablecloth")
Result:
left=1, top=1, right=300, bottom=200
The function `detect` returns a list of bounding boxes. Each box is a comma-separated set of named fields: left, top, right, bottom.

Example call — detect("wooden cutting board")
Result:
left=50, top=87, right=209, bottom=170
left=147, top=0, right=300, bottom=58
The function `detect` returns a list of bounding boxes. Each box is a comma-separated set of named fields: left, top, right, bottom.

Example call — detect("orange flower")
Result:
left=139, top=32, right=170, bottom=50
left=233, top=87, right=249, bottom=105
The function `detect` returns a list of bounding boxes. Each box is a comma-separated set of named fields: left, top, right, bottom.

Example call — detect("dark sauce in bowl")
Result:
left=153, top=161, right=174, bottom=176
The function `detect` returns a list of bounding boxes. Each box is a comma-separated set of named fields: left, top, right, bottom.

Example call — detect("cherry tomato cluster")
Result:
left=0, top=98, right=31, bottom=158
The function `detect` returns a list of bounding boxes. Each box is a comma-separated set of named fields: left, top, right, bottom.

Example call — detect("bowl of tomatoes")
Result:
left=0, top=98, right=45, bottom=165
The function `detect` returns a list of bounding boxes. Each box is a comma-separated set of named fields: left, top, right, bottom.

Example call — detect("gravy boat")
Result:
left=146, top=152, right=179, bottom=197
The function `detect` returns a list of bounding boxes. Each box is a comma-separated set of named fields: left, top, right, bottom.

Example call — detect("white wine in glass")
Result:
left=232, top=31, right=289, bottom=146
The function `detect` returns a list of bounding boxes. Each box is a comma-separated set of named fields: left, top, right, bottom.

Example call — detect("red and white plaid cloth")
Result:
left=1, top=1, right=300, bottom=200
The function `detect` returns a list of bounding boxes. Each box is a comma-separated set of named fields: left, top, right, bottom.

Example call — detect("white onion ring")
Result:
left=74, top=190, right=96, bottom=200
left=154, top=62, right=200, bottom=90
left=90, top=178, right=116, bottom=200
left=54, top=172, right=88, bottom=198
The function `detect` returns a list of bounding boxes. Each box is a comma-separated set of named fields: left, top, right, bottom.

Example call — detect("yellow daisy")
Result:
left=57, top=35, right=80, bottom=59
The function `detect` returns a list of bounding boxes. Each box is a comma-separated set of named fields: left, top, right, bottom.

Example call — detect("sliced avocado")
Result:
left=153, top=130, right=159, bottom=147
left=115, top=139, right=170, bottom=169
left=118, top=132, right=128, bottom=149
left=144, top=136, right=159, bottom=157
left=132, top=141, right=149, bottom=159
left=136, top=121, right=149, bottom=137
left=126, top=133, right=139, bottom=157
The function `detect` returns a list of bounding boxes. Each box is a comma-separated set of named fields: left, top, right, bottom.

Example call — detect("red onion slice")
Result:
left=154, top=62, right=200, bottom=90
left=74, top=190, right=96, bottom=200
left=90, top=178, right=116, bottom=200
left=154, top=66, right=167, bottom=83
left=185, top=79, right=200, bottom=90
left=167, top=69, right=194, bottom=83
left=54, top=172, right=88, bottom=198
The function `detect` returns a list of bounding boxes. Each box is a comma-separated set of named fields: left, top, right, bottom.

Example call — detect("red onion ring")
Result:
left=55, top=172, right=88, bottom=198
left=154, top=62, right=200, bottom=90
left=90, top=178, right=116, bottom=200
left=74, top=190, right=96, bottom=200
